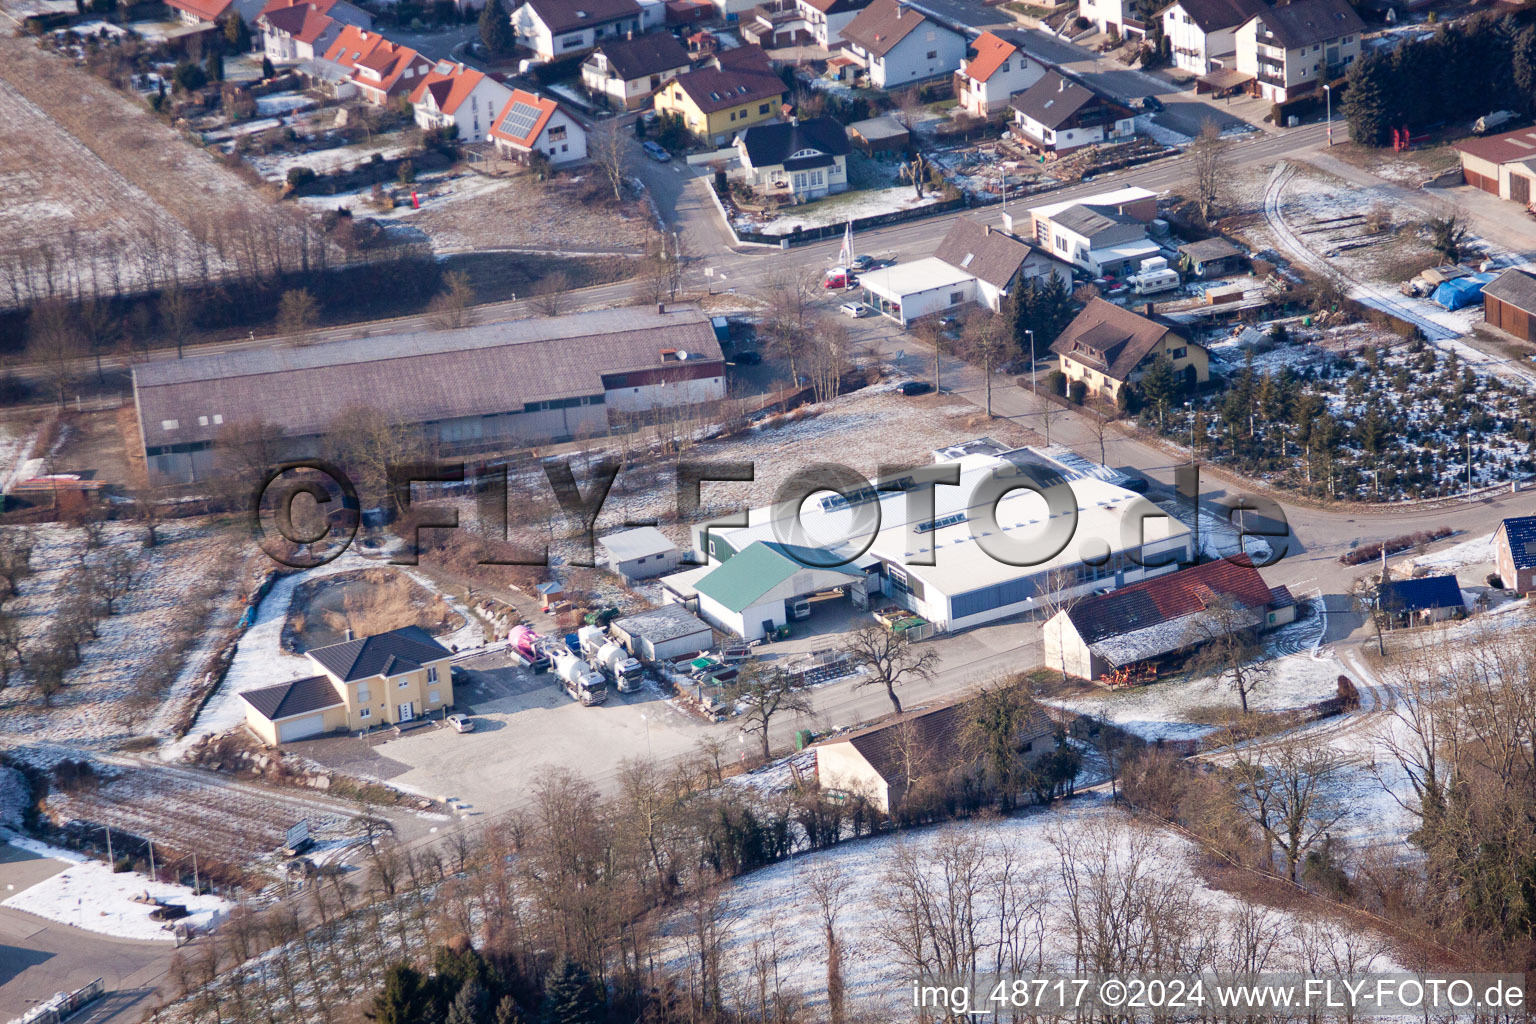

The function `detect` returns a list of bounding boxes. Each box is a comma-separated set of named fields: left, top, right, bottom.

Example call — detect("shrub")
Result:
left=286, top=165, right=316, bottom=189
left=1047, top=369, right=1067, bottom=396
left=1068, top=380, right=1087, bottom=405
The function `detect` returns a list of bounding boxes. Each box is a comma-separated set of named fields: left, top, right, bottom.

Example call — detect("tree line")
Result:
left=1343, top=11, right=1536, bottom=146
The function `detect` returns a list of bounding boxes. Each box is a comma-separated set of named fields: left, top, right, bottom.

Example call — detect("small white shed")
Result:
left=611, top=604, right=715, bottom=663
left=598, top=527, right=681, bottom=581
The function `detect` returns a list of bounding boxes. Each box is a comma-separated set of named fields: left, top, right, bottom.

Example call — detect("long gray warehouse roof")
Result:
left=133, top=305, right=722, bottom=450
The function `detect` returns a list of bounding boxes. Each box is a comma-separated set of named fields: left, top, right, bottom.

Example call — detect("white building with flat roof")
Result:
left=690, top=444, right=1192, bottom=633
left=857, top=257, right=978, bottom=326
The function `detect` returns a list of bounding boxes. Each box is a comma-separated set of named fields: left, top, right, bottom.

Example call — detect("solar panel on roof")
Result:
left=500, top=100, right=543, bottom=139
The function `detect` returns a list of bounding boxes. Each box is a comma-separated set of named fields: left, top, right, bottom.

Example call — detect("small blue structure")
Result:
left=1432, top=274, right=1494, bottom=311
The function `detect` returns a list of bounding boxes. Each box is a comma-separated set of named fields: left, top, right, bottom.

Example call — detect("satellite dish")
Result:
left=677, top=349, right=689, bottom=360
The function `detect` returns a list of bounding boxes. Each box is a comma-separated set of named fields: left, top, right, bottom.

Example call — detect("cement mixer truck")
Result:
left=507, top=625, right=550, bottom=671
left=595, top=640, right=644, bottom=693
left=553, top=652, right=608, bottom=705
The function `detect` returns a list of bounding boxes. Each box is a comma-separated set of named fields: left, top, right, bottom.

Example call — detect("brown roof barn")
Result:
left=1483, top=267, right=1536, bottom=342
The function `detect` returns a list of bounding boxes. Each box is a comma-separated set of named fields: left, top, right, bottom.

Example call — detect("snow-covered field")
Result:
left=1, top=833, right=231, bottom=941
left=676, top=797, right=1398, bottom=1017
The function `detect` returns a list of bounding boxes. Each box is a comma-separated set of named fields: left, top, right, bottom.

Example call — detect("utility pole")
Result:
left=1467, top=433, right=1473, bottom=503
left=193, top=852, right=199, bottom=895
left=148, top=839, right=156, bottom=883
left=1025, top=329, right=1035, bottom=397
left=104, top=826, right=111, bottom=866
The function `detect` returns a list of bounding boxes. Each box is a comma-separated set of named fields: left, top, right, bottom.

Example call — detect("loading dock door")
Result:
left=277, top=714, right=326, bottom=742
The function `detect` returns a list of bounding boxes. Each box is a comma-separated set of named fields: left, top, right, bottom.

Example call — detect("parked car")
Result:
left=899, top=381, right=934, bottom=396
left=641, top=140, right=671, bottom=161
left=823, top=267, right=856, bottom=289
left=1120, top=474, right=1150, bottom=493
left=447, top=713, right=474, bottom=733
left=733, top=350, right=762, bottom=365
left=851, top=254, right=874, bottom=271
left=1140, top=95, right=1164, bottom=113
left=641, top=110, right=659, bottom=128
left=839, top=302, right=869, bottom=318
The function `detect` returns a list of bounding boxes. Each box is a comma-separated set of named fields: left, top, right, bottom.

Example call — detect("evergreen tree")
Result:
left=261, top=55, right=275, bottom=78
left=1512, top=24, right=1536, bottom=113
left=205, top=50, right=224, bottom=83
left=368, top=965, right=432, bottom=1024
left=1342, top=53, right=1392, bottom=147
left=447, top=980, right=490, bottom=1024
left=539, top=960, right=601, bottom=1024
left=494, top=995, right=528, bottom=1024
left=479, top=0, right=514, bottom=55
left=222, top=12, right=250, bottom=51
left=1139, top=353, right=1179, bottom=426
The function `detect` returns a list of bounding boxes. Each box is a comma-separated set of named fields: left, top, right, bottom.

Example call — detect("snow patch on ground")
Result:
left=1, top=832, right=232, bottom=941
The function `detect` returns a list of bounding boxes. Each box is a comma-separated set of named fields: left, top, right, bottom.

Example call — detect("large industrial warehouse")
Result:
left=683, top=440, right=1192, bottom=635
left=132, top=304, right=726, bottom=483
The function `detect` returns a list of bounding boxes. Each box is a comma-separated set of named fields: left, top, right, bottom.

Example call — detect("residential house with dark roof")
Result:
left=735, top=116, right=850, bottom=199
left=1233, top=0, right=1363, bottom=101
left=409, top=61, right=515, bottom=143
left=239, top=626, right=455, bottom=744
left=653, top=45, right=785, bottom=146
left=1009, top=70, right=1136, bottom=155
left=932, top=217, right=1071, bottom=312
left=1049, top=297, right=1209, bottom=400
left=1157, top=0, right=1268, bottom=75
left=510, top=0, right=644, bottom=60
left=1494, top=515, right=1536, bottom=594
left=954, top=30, right=1044, bottom=118
left=794, top=0, right=872, bottom=48
left=1376, top=575, right=1464, bottom=626
left=259, top=0, right=371, bottom=63
left=815, top=698, right=1056, bottom=813
left=1482, top=268, right=1536, bottom=343
left=841, top=0, right=966, bottom=89
left=489, top=88, right=588, bottom=163
left=323, top=26, right=433, bottom=104
left=580, top=32, right=692, bottom=110
left=131, top=305, right=723, bottom=483
left=1043, top=557, right=1294, bottom=682
left=1454, top=127, right=1536, bottom=206
left=1026, top=186, right=1163, bottom=276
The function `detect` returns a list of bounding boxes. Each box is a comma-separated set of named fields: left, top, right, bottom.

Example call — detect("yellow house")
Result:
left=240, top=626, right=455, bottom=745
left=652, top=44, right=786, bottom=146
left=1049, top=297, right=1209, bottom=401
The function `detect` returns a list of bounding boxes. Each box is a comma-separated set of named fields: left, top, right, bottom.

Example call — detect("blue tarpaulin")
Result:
left=1432, top=273, right=1494, bottom=311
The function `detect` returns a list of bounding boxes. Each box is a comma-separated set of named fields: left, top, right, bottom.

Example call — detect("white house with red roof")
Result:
left=259, top=0, right=371, bottom=62
left=489, top=89, right=588, bottom=165
left=409, top=61, right=516, bottom=143
left=793, top=0, right=870, bottom=48
left=166, top=0, right=234, bottom=25
left=954, top=30, right=1044, bottom=117
left=323, top=26, right=433, bottom=104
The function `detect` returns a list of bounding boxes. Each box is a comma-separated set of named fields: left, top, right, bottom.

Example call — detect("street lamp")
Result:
left=1323, top=84, right=1332, bottom=147
left=1185, top=400, right=1196, bottom=462
left=1025, top=329, right=1036, bottom=397
left=640, top=711, right=652, bottom=760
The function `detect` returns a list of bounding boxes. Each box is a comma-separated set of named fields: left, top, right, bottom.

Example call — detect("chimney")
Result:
left=791, top=113, right=799, bottom=125
left=1143, top=302, right=1155, bottom=316
left=1058, top=77, right=1066, bottom=91
left=895, top=3, right=903, bottom=16
left=345, top=627, right=354, bottom=641
left=984, top=224, right=992, bottom=235
left=657, top=302, right=666, bottom=314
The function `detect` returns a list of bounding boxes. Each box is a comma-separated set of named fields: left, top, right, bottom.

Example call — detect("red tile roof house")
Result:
left=489, top=89, right=589, bottom=165
left=323, top=26, right=433, bottom=105
left=166, top=0, right=235, bottom=26
left=510, top=0, right=645, bottom=62
left=954, top=30, right=1045, bottom=118
left=1042, top=556, right=1296, bottom=683
left=409, top=61, right=516, bottom=143
left=259, top=0, right=372, bottom=64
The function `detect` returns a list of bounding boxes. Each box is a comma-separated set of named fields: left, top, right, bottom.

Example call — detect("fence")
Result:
left=7, top=978, right=104, bottom=1024
left=729, top=191, right=971, bottom=247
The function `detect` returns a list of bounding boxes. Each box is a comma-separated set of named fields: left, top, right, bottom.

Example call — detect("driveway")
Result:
left=0, top=846, right=173, bottom=1024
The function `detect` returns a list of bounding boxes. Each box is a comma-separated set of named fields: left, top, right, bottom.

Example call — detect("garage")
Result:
left=277, top=714, right=327, bottom=742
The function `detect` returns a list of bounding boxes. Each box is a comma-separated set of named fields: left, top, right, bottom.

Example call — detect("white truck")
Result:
left=595, top=640, right=644, bottom=693
left=1127, top=256, right=1180, bottom=296
left=553, top=653, right=608, bottom=706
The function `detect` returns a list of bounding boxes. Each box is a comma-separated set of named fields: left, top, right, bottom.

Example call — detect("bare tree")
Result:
left=322, top=406, right=428, bottom=515
left=1036, top=567, right=1084, bottom=683
left=1188, top=119, right=1228, bottom=226
left=842, top=622, right=938, bottom=714
left=803, top=861, right=850, bottom=1024
left=277, top=288, right=321, bottom=345
left=1229, top=734, right=1349, bottom=882
left=588, top=119, right=630, bottom=203
left=727, top=661, right=813, bottom=760
left=531, top=271, right=571, bottom=317
left=160, top=281, right=199, bottom=359
left=91, top=547, right=141, bottom=615
left=1091, top=408, right=1113, bottom=465
left=1186, top=595, right=1269, bottom=714
left=27, top=299, right=85, bottom=407
left=426, top=271, right=476, bottom=330
left=804, top=315, right=851, bottom=404
left=959, top=311, right=1015, bottom=418
left=759, top=268, right=818, bottom=383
